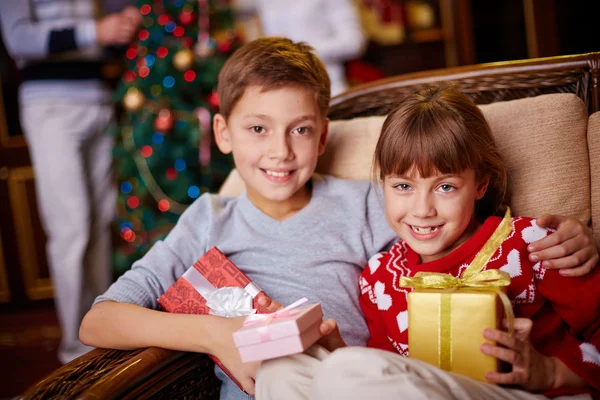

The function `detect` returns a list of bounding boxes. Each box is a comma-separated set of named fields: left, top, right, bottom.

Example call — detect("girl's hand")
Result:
left=480, top=318, right=555, bottom=391
left=317, top=318, right=347, bottom=352
left=529, top=215, right=598, bottom=277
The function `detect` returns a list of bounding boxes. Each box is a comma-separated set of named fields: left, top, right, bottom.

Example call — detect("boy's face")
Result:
left=382, top=167, right=489, bottom=263
left=214, top=85, right=328, bottom=218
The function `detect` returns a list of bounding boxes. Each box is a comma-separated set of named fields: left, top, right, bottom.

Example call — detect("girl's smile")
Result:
left=383, top=167, right=489, bottom=263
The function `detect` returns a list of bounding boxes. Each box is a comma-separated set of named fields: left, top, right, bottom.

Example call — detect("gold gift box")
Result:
left=408, top=288, right=505, bottom=382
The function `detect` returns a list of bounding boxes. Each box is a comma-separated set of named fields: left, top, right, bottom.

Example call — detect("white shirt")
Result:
left=235, top=0, right=366, bottom=96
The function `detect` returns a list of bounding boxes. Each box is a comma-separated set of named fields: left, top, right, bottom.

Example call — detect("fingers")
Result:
left=257, top=296, right=283, bottom=312
left=317, top=319, right=346, bottom=352
left=481, top=343, right=521, bottom=365
left=485, top=370, right=524, bottom=386
left=540, top=246, right=592, bottom=269
left=534, top=214, right=566, bottom=230
left=241, top=376, right=255, bottom=396
left=556, top=255, right=599, bottom=277
left=527, top=229, right=578, bottom=256
left=318, top=318, right=337, bottom=335
left=483, top=328, right=518, bottom=349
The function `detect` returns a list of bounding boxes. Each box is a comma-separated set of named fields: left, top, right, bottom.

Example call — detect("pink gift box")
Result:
left=233, top=303, right=323, bottom=363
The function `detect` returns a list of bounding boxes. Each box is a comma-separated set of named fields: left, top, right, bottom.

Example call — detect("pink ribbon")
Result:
left=242, top=298, right=309, bottom=343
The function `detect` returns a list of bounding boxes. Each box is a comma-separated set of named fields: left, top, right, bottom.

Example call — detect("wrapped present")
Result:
left=233, top=298, right=323, bottom=363
left=158, top=246, right=269, bottom=315
left=157, top=246, right=270, bottom=390
left=400, top=208, right=515, bottom=383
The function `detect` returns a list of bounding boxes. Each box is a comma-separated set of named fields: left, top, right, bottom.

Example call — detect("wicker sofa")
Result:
left=20, top=52, right=600, bottom=400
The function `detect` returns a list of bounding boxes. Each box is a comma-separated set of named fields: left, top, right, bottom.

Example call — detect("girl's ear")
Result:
left=213, top=113, right=232, bottom=154
left=475, top=174, right=491, bottom=200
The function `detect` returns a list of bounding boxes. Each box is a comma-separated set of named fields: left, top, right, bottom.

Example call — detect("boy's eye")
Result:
left=293, top=127, right=310, bottom=135
left=251, top=126, right=265, bottom=134
left=438, top=184, right=455, bottom=192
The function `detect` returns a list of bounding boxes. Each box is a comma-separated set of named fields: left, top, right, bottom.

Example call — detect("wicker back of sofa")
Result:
left=330, top=52, right=599, bottom=120
left=20, top=52, right=600, bottom=400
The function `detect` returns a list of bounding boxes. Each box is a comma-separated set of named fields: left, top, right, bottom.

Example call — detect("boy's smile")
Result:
left=214, top=86, right=328, bottom=220
left=383, top=167, right=488, bottom=263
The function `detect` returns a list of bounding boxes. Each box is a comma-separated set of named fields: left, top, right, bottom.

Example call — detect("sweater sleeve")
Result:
left=93, top=194, right=215, bottom=309
left=0, top=0, right=96, bottom=60
left=534, top=267, right=600, bottom=391
left=359, top=253, right=396, bottom=352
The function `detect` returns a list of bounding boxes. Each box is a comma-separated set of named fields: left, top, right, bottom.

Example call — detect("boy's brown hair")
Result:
left=217, top=37, right=331, bottom=119
left=374, top=86, right=510, bottom=222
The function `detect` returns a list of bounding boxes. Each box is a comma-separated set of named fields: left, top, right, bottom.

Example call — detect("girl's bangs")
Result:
left=378, top=114, right=478, bottom=179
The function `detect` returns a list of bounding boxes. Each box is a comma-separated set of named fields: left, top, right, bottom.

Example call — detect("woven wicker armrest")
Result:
left=20, top=347, right=221, bottom=400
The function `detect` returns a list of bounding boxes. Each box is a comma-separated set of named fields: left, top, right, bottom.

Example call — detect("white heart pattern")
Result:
left=580, top=343, right=600, bottom=366
left=521, top=220, right=548, bottom=244
left=374, top=281, right=392, bottom=310
left=500, top=249, right=522, bottom=278
left=368, top=253, right=384, bottom=274
left=532, top=261, right=546, bottom=280
left=396, top=310, right=408, bottom=332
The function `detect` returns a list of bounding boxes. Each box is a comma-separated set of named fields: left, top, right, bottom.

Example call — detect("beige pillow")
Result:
left=220, top=94, right=591, bottom=226
left=588, top=111, right=600, bottom=247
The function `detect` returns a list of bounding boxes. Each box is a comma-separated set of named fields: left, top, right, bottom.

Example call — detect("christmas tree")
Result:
left=111, top=0, right=240, bottom=274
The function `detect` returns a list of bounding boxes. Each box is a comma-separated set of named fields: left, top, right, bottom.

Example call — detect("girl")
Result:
left=256, top=86, right=600, bottom=400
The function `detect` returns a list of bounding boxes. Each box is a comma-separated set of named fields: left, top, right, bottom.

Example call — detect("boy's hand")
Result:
left=317, top=318, right=347, bottom=352
left=257, top=296, right=283, bottom=313
left=528, top=215, right=598, bottom=277
left=480, top=318, right=555, bottom=392
left=208, top=297, right=282, bottom=395
left=211, top=316, right=260, bottom=395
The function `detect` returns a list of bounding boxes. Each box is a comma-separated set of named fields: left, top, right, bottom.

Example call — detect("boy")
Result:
left=80, top=38, right=599, bottom=399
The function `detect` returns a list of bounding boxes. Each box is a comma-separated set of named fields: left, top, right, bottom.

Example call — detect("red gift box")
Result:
left=158, top=246, right=269, bottom=390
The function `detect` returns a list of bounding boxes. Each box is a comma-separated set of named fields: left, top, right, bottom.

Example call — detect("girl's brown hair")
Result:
left=374, top=86, right=510, bottom=221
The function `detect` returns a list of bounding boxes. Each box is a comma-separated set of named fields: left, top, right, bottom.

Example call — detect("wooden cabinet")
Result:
left=355, top=0, right=598, bottom=79
left=0, top=37, right=53, bottom=309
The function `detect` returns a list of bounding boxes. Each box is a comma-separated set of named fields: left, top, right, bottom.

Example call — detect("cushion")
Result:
left=588, top=111, right=600, bottom=247
left=219, top=94, right=591, bottom=227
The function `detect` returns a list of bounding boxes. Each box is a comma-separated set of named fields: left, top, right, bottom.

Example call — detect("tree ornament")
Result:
left=154, top=109, right=174, bottom=132
left=173, top=48, right=195, bottom=71
left=123, top=88, right=145, bottom=111
left=179, top=10, right=194, bottom=26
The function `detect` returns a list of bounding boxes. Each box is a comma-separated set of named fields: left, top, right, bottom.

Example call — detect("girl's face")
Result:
left=383, top=166, right=489, bottom=263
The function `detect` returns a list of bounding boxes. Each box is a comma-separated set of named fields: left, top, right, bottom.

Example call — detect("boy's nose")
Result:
left=267, top=133, right=292, bottom=161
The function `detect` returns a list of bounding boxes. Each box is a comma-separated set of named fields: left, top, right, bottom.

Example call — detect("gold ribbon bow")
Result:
left=399, top=208, right=516, bottom=371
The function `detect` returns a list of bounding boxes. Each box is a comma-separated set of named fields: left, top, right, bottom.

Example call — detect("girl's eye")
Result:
left=251, top=126, right=265, bottom=134
left=394, top=183, right=411, bottom=191
left=439, top=184, right=455, bottom=192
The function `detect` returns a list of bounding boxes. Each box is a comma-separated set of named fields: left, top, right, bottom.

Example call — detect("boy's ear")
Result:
left=318, top=118, right=329, bottom=156
left=475, top=175, right=490, bottom=200
left=213, top=113, right=232, bottom=154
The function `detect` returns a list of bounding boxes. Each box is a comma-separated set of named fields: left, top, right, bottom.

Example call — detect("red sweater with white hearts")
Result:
left=360, top=216, right=600, bottom=398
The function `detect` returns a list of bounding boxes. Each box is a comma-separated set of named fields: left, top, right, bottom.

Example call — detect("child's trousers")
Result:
left=256, top=345, right=592, bottom=400
left=20, top=100, right=115, bottom=364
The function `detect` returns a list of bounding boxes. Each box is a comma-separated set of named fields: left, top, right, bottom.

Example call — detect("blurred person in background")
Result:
left=234, top=0, right=366, bottom=96
left=0, top=0, right=141, bottom=363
